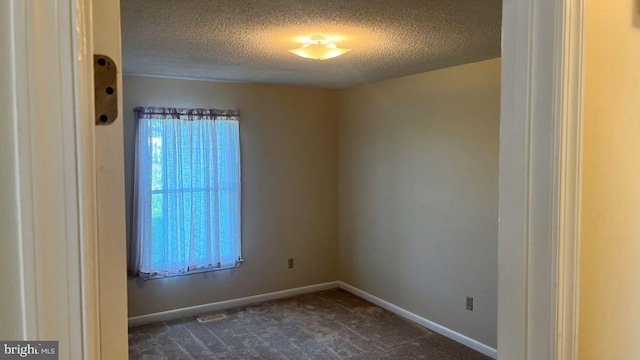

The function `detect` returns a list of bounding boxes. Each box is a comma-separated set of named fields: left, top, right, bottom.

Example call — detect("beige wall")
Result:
left=579, top=1, right=640, bottom=358
left=338, top=59, right=500, bottom=347
left=124, top=76, right=339, bottom=316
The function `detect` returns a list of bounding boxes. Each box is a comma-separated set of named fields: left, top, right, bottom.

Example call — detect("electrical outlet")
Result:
left=288, top=258, right=294, bottom=269
left=466, top=296, right=474, bottom=311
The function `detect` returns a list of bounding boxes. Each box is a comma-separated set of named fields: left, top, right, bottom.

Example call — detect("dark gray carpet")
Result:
left=128, top=289, right=491, bottom=360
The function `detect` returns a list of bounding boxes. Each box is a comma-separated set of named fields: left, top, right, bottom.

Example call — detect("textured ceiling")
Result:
left=120, top=0, right=502, bottom=88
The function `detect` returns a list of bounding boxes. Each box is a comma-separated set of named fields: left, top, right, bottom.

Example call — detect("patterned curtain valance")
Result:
left=133, top=107, right=239, bottom=121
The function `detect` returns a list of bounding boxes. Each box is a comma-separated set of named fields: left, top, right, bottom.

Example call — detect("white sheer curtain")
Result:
left=130, top=107, right=241, bottom=279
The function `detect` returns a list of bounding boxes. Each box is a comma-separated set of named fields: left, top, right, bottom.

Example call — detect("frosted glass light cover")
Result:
left=289, top=43, right=352, bottom=60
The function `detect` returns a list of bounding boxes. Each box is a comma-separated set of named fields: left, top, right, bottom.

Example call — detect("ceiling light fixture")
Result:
left=288, top=35, right=352, bottom=60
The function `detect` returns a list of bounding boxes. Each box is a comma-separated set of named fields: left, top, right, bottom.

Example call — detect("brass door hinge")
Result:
left=94, top=54, right=118, bottom=125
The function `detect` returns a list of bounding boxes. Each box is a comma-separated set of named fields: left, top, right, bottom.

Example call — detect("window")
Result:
left=129, top=107, right=241, bottom=279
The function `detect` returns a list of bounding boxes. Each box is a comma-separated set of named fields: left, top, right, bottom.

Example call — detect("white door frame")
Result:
left=552, top=0, right=584, bottom=358
left=499, top=0, right=583, bottom=359
left=4, top=0, right=99, bottom=358
left=4, top=0, right=584, bottom=358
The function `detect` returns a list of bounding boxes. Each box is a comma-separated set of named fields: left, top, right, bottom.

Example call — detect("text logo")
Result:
left=0, top=342, right=58, bottom=359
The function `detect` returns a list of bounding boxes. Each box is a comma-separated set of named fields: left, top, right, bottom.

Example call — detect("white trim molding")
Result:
left=553, top=0, right=584, bottom=359
left=499, top=0, right=584, bottom=359
left=74, top=0, right=101, bottom=358
left=338, top=282, right=497, bottom=359
left=128, top=282, right=340, bottom=328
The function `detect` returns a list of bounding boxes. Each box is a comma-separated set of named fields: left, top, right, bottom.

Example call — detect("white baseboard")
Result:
left=128, top=281, right=339, bottom=328
left=338, top=281, right=497, bottom=359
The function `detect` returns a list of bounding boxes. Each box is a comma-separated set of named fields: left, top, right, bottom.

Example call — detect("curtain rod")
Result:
left=134, top=106, right=239, bottom=118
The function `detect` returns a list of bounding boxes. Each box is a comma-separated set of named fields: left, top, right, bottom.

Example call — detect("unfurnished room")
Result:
left=120, top=1, right=500, bottom=359
left=7, top=0, right=640, bottom=359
